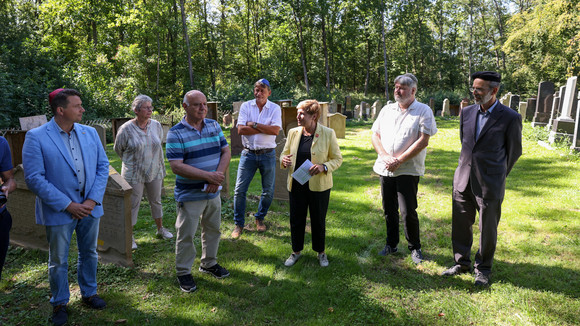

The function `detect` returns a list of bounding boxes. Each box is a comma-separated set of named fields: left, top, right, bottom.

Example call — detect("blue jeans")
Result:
left=233, top=149, right=276, bottom=227
left=45, top=216, right=100, bottom=306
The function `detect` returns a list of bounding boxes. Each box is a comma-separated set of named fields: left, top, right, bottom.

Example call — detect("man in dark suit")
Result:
left=442, top=71, right=522, bottom=286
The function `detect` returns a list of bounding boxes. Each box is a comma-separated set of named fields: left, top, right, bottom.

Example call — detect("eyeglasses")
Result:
left=469, top=87, right=489, bottom=93
left=190, top=102, right=207, bottom=108
left=141, top=106, right=153, bottom=111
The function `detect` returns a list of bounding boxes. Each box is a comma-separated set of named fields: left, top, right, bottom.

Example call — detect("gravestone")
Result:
left=336, top=103, right=343, bottom=114
left=274, top=129, right=289, bottom=201
left=525, top=98, right=537, bottom=121
left=509, top=94, right=520, bottom=111
left=111, top=118, right=132, bottom=141
left=329, top=100, right=337, bottom=113
left=276, top=99, right=292, bottom=108
left=93, top=124, right=107, bottom=149
left=161, top=123, right=171, bottom=143
left=571, top=91, right=580, bottom=151
left=360, top=102, right=368, bottom=120
left=9, top=165, right=134, bottom=267
left=550, top=77, right=578, bottom=142
left=442, top=98, right=450, bottom=117
left=345, top=96, right=352, bottom=113
left=207, top=102, right=219, bottom=121
left=450, top=105, right=460, bottom=116
left=327, top=113, right=346, bottom=139
left=518, top=102, right=528, bottom=120
left=3, top=131, right=27, bottom=166
left=282, top=106, right=298, bottom=135
left=428, top=98, right=435, bottom=112
left=371, top=100, right=382, bottom=120
left=230, top=124, right=243, bottom=155
left=547, top=88, right=564, bottom=130
left=232, top=101, right=243, bottom=114
left=223, top=113, right=233, bottom=127
left=532, top=81, right=556, bottom=127
left=319, top=102, right=329, bottom=127
left=354, top=105, right=361, bottom=121
left=19, top=115, right=47, bottom=131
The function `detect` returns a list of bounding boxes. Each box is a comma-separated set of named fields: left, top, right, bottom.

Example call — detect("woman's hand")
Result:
left=309, top=164, right=325, bottom=176
left=282, top=154, right=293, bottom=168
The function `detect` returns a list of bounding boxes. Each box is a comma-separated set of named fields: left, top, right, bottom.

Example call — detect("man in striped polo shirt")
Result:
left=166, top=90, right=232, bottom=292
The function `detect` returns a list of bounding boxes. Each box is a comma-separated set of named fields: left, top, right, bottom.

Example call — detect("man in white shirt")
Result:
left=371, top=73, right=438, bottom=264
left=231, top=79, right=282, bottom=238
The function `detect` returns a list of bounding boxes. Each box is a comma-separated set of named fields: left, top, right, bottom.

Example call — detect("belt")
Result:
left=245, top=148, right=275, bottom=155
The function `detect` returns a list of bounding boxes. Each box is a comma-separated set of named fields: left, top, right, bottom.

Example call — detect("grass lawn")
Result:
left=1, top=118, right=579, bottom=325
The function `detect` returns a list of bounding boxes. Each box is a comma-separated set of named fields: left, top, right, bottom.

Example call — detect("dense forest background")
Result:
left=0, top=0, right=578, bottom=128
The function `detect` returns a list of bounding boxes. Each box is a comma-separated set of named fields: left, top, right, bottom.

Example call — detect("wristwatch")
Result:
left=252, top=122, right=258, bottom=129
left=323, top=164, right=328, bottom=172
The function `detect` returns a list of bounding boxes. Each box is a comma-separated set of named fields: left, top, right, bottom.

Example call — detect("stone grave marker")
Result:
left=230, top=124, right=243, bottom=156
left=277, top=99, right=292, bottom=108
left=232, top=101, right=243, bottom=114
left=547, top=88, right=564, bottom=130
left=354, top=105, right=361, bottom=121
left=93, top=124, right=107, bottom=149
left=371, top=100, right=382, bottom=120
left=518, top=102, right=528, bottom=120
left=223, top=113, right=233, bottom=127
left=571, top=91, right=580, bottom=151
left=442, top=98, right=450, bottom=117
left=525, top=98, right=537, bottom=121
left=532, top=81, right=555, bottom=127
left=429, top=98, right=435, bottom=112
left=550, top=77, right=578, bottom=142
left=509, top=94, right=520, bottom=111
left=327, top=113, right=346, bottom=139
left=19, top=115, right=47, bottom=131
left=329, top=100, right=337, bottom=113
left=111, top=118, right=132, bottom=142
left=9, top=165, right=134, bottom=267
left=207, top=102, right=219, bottom=120
left=319, top=102, right=329, bottom=126
left=282, top=106, right=298, bottom=135
left=345, top=96, right=352, bottom=113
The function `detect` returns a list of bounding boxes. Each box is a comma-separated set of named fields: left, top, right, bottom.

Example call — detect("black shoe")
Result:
left=442, top=264, right=471, bottom=276
left=199, top=263, right=230, bottom=279
left=378, top=245, right=398, bottom=256
left=177, top=274, right=197, bottom=292
left=474, top=271, right=490, bottom=286
left=51, top=304, right=68, bottom=326
left=82, top=294, right=106, bottom=310
left=411, top=249, right=423, bottom=264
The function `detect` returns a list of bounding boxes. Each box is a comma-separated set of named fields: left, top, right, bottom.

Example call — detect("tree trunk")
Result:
left=291, top=1, right=309, bottom=94
left=202, top=0, right=216, bottom=92
left=179, top=0, right=194, bottom=89
left=321, top=11, right=330, bottom=92
left=364, top=32, right=370, bottom=96
left=381, top=1, right=389, bottom=100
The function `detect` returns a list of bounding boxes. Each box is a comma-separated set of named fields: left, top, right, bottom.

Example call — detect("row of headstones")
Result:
left=528, top=77, right=579, bottom=150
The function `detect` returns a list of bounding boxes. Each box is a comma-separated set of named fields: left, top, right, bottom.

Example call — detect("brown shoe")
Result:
left=256, top=219, right=266, bottom=232
left=231, top=225, right=243, bottom=239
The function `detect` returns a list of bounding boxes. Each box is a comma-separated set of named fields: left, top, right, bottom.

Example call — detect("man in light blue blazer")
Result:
left=22, top=88, right=109, bottom=326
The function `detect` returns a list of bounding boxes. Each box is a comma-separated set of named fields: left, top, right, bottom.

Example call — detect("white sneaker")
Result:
left=284, top=253, right=301, bottom=267
left=131, top=235, right=137, bottom=250
left=157, top=227, right=173, bottom=239
left=318, top=253, right=329, bottom=267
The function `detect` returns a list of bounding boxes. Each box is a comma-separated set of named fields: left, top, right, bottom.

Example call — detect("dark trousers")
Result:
left=289, top=181, right=331, bottom=253
left=452, top=181, right=503, bottom=275
left=381, top=175, right=421, bottom=250
left=0, top=209, right=12, bottom=280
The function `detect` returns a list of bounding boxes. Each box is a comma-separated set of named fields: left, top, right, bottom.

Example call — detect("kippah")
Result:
left=49, top=88, right=65, bottom=105
left=257, top=78, right=270, bottom=88
left=471, top=71, right=501, bottom=82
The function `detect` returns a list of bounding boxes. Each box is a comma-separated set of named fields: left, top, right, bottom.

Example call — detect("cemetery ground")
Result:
left=1, top=118, right=579, bottom=325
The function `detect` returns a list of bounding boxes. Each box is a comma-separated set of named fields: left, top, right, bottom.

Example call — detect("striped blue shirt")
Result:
left=166, top=117, right=228, bottom=202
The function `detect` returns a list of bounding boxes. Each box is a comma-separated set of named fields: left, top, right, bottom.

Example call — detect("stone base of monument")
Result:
left=548, top=131, right=573, bottom=144
left=9, top=165, right=135, bottom=267
left=548, top=118, right=575, bottom=144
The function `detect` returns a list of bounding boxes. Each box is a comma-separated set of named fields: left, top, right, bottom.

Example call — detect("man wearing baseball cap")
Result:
left=23, top=88, right=109, bottom=325
left=442, top=71, right=522, bottom=286
left=231, top=79, right=282, bottom=238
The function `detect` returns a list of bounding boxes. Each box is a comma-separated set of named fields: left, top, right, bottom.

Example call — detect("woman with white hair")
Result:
left=114, top=95, right=172, bottom=250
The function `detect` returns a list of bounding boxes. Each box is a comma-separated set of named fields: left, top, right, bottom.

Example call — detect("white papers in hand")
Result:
left=202, top=184, right=223, bottom=192
left=291, top=159, right=314, bottom=185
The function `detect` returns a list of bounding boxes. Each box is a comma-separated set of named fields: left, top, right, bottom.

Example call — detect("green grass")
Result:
left=1, top=118, right=579, bottom=325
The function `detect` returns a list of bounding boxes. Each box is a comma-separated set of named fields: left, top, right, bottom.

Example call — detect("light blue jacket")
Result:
left=23, top=118, right=110, bottom=226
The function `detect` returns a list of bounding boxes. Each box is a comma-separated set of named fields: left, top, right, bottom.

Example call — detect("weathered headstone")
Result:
left=371, top=100, right=382, bottom=120
left=230, top=124, right=243, bottom=156
left=336, top=103, right=342, bottom=114
left=327, top=113, right=346, bottom=139
left=532, top=81, right=556, bottom=127
left=550, top=77, right=578, bottom=142
left=318, top=102, right=329, bottom=127
left=360, top=102, right=368, bottom=120
left=345, top=96, right=352, bottom=113
left=9, top=165, right=134, bottom=267
left=509, top=94, right=520, bottom=111
left=329, top=100, right=337, bottom=113
left=354, top=105, right=361, bottom=121
left=282, top=106, right=298, bottom=135
left=206, top=102, right=219, bottom=120
left=232, top=101, right=243, bottom=114
left=19, top=115, right=47, bottom=131
left=571, top=91, right=580, bottom=151
left=161, top=123, right=171, bottom=143
left=223, top=113, right=233, bottom=127
left=547, top=88, right=564, bottom=130
left=93, top=124, right=107, bottom=149
left=525, top=98, right=537, bottom=121
left=442, top=98, right=450, bottom=117
left=518, top=102, right=528, bottom=120
left=111, top=118, right=132, bottom=142
left=428, top=98, right=435, bottom=112
left=276, top=99, right=292, bottom=108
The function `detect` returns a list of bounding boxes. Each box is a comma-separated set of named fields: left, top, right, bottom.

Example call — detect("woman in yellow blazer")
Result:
left=280, top=100, right=342, bottom=267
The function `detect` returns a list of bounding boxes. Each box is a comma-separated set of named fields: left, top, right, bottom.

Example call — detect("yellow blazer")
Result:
left=280, top=123, right=343, bottom=192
